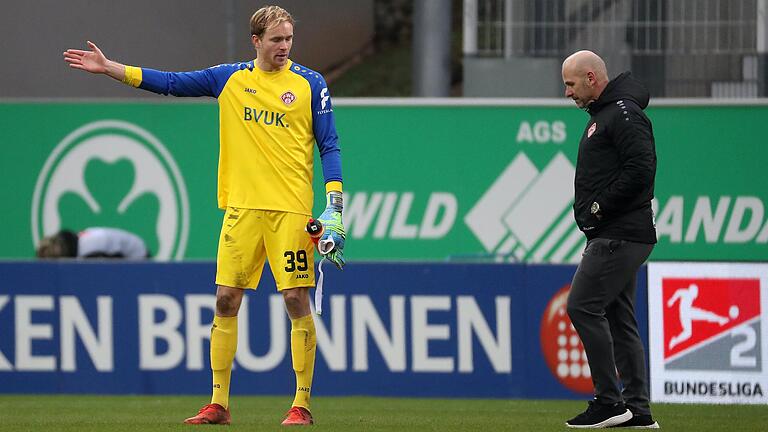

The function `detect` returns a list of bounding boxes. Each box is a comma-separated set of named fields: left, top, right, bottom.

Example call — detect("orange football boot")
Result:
left=281, top=406, right=314, bottom=426
left=183, top=403, right=231, bottom=425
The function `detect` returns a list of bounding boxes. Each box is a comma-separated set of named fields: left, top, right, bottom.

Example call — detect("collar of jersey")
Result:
left=252, top=59, right=292, bottom=78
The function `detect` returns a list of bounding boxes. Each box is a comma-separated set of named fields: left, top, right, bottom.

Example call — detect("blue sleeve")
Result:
left=310, top=75, right=343, bottom=184
left=138, top=62, right=251, bottom=98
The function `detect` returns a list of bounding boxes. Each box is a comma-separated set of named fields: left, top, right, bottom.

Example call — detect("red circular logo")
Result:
left=540, top=284, right=593, bottom=394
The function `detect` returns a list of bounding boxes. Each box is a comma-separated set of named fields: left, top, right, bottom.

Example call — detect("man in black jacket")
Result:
left=562, top=50, right=659, bottom=429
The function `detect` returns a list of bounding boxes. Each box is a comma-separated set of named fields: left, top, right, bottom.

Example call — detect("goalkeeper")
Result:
left=63, top=5, right=344, bottom=426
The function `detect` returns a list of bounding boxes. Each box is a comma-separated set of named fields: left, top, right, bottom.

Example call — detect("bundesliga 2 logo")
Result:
left=662, top=278, right=761, bottom=371
left=649, top=262, right=768, bottom=403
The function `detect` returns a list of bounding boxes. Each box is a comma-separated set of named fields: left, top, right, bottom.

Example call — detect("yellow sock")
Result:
left=210, top=315, right=238, bottom=409
left=290, top=314, right=317, bottom=410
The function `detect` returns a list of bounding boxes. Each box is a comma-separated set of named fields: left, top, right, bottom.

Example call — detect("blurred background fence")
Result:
left=463, top=0, right=767, bottom=97
left=2, top=0, right=766, bottom=98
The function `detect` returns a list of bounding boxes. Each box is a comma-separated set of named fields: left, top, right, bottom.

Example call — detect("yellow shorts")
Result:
left=215, top=207, right=315, bottom=290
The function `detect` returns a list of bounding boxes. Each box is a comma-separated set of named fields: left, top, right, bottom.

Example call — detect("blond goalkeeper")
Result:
left=64, top=4, right=346, bottom=426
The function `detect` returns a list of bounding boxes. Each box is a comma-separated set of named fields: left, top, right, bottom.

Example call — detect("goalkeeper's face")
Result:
left=253, top=21, right=294, bottom=71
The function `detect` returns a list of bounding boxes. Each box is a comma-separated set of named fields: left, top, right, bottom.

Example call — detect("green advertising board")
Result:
left=1, top=100, right=766, bottom=262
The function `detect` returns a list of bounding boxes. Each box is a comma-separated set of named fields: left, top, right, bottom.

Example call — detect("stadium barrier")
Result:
left=2, top=101, right=768, bottom=262
left=0, top=261, right=647, bottom=399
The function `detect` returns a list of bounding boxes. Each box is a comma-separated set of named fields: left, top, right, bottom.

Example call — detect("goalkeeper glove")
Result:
left=316, top=190, right=346, bottom=269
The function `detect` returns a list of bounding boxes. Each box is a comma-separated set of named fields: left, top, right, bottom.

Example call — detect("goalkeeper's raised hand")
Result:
left=316, top=191, right=346, bottom=269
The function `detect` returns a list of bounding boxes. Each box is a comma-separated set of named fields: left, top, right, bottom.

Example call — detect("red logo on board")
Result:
left=662, top=278, right=761, bottom=360
left=540, top=285, right=593, bottom=394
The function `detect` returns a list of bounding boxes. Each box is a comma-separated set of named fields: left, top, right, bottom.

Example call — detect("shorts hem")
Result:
left=215, top=279, right=258, bottom=290
left=277, top=282, right=316, bottom=292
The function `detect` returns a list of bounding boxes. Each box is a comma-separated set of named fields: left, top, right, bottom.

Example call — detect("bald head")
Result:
left=562, top=50, right=609, bottom=108
left=562, top=50, right=608, bottom=81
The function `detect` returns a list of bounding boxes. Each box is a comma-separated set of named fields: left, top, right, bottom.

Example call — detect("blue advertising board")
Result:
left=0, top=262, right=648, bottom=398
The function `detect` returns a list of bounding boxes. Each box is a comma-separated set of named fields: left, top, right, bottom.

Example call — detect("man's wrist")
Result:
left=590, top=201, right=600, bottom=215
left=590, top=201, right=604, bottom=220
left=326, top=191, right=343, bottom=212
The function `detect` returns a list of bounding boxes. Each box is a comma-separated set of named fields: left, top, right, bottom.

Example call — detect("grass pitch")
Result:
left=1, top=395, right=766, bottom=431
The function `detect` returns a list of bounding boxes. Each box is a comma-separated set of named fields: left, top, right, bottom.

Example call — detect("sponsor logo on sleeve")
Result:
left=316, top=88, right=332, bottom=115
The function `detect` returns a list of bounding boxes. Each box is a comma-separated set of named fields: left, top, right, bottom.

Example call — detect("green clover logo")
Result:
left=32, top=120, right=189, bottom=260
left=57, top=158, right=160, bottom=254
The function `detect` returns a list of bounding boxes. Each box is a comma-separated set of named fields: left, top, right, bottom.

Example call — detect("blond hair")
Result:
left=250, top=5, right=294, bottom=38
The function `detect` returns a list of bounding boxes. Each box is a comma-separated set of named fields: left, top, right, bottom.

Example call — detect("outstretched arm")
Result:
left=63, top=41, right=126, bottom=82
left=63, top=41, right=240, bottom=97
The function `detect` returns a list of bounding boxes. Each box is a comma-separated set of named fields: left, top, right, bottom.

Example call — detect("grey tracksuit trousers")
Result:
left=567, top=237, right=654, bottom=415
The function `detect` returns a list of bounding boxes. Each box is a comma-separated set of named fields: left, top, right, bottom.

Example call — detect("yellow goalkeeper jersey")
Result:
left=124, top=59, right=343, bottom=215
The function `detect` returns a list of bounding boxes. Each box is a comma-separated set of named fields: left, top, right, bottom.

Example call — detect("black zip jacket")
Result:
left=573, top=71, right=657, bottom=244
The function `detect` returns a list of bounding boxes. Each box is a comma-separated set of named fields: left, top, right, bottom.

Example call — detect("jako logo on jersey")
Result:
left=464, top=151, right=583, bottom=263
left=243, top=107, right=288, bottom=128
left=540, top=285, right=592, bottom=394
left=662, top=278, right=761, bottom=371
left=31, top=120, right=189, bottom=260
left=281, top=91, right=296, bottom=106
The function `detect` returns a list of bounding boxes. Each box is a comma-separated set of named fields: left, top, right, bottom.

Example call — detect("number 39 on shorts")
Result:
left=284, top=250, right=308, bottom=272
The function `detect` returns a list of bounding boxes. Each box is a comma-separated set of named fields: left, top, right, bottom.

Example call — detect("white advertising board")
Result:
left=648, top=262, right=768, bottom=404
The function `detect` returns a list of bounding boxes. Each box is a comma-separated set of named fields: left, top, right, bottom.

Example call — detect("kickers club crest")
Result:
left=281, top=91, right=296, bottom=106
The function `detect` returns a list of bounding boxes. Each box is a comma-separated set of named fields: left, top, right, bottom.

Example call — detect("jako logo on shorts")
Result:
left=464, top=151, right=583, bottom=264
left=31, top=120, right=189, bottom=260
left=662, top=278, right=761, bottom=371
left=540, top=284, right=592, bottom=394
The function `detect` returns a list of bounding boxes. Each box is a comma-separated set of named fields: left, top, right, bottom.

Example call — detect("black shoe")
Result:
left=610, top=414, right=660, bottom=429
left=566, top=400, right=633, bottom=428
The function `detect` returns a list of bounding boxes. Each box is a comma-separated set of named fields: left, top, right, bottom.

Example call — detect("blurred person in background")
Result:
left=63, top=4, right=346, bottom=427
left=561, top=50, right=659, bottom=429
left=36, top=227, right=149, bottom=259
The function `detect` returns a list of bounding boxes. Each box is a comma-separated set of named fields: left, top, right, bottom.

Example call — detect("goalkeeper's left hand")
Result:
left=316, top=190, right=346, bottom=269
